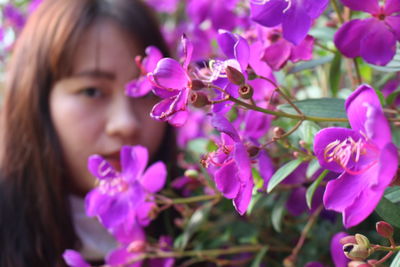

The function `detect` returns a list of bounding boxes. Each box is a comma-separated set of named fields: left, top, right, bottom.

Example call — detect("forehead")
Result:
left=72, top=19, right=141, bottom=76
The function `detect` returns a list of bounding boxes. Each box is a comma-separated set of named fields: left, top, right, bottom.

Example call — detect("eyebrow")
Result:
left=71, top=70, right=116, bottom=80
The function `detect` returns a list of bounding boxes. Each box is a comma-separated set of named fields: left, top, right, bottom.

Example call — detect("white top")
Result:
left=69, top=195, right=118, bottom=261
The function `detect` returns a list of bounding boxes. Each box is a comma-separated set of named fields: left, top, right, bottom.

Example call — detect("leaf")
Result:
left=385, top=186, right=400, bottom=203
left=298, top=121, right=321, bottom=145
left=288, top=55, right=334, bottom=74
left=306, top=170, right=329, bottom=209
left=250, top=246, right=269, bottom=267
left=306, top=159, right=321, bottom=179
left=267, top=158, right=303, bottom=193
left=174, top=202, right=213, bottom=250
left=329, top=52, right=342, bottom=97
left=390, top=251, right=400, bottom=267
left=386, top=89, right=400, bottom=105
left=277, top=98, right=347, bottom=119
left=375, top=197, right=400, bottom=228
left=271, top=193, right=288, bottom=232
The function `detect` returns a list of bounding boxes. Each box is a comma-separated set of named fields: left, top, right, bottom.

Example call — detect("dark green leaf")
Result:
left=375, top=197, right=400, bottom=228
left=288, top=55, right=334, bottom=74
left=278, top=98, right=347, bottom=119
left=250, top=246, right=269, bottom=267
left=329, top=52, right=342, bottom=97
left=298, top=121, right=321, bottom=145
left=271, top=193, right=288, bottom=232
left=386, top=89, right=400, bottom=105
left=267, top=159, right=303, bottom=193
left=306, top=170, right=329, bottom=209
left=306, top=159, right=321, bottom=179
left=385, top=186, right=400, bottom=203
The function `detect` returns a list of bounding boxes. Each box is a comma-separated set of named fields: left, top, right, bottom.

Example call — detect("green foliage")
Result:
left=277, top=98, right=347, bottom=119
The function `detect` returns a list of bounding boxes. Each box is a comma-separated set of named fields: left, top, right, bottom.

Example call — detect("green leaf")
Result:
left=375, top=197, right=400, bottom=228
left=329, top=52, right=342, bottom=97
left=306, top=170, right=329, bottom=209
left=385, top=186, right=400, bottom=203
left=288, top=55, right=334, bottom=74
left=277, top=98, right=347, bottom=119
left=298, top=121, right=321, bottom=145
left=306, top=159, right=321, bottom=179
left=386, top=89, right=400, bottom=105
left=174, top=202, right=213, bottom=250
left=267, top=158, right=303, bottom=193
left=390, top=251, right=400, bottom=267
left=374, top=89, right=386, bottom=106
left=250, top=246, right=269, bottom=267
left=271, top=193, right=288, bottom=232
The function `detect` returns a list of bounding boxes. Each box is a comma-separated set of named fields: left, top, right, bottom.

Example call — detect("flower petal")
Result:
left=290, top=35, right=314, bottom=62
left=250, top=0, right=287, bottom=27
left=63, top=250, right=90, bottom=267
left=385, top=0, right=400, bottom=14
left=334, top=19, right=374, bottom=58
left=139, top=161, right=167, bottom=193
left=258, top=150, right=274, bottom=185
left=121, top=145, right=148, bottom=182
left=360, top=20, right=397, bottom=65
left=211, top=114, right=241, bottom=142
left=143, top=46, right=163, bottom=71
left=263, top=39, right=291, bottom=70
left=88, top=155, right=117, bottom=180
left=85, top=189, right=113, bottom=217
left=314, top=127, right=362, bottom=173
left=385, top=16, right=400, bottom=42
left=282, top=3, right=312, bottom=45
left=345, top=84, right=391, bottom=147
left=234, top=142, right=252, bottom=184
left=340, top=0, right=379, bottom=13
left=125, top=77, right=153, bottom=98
left=214, top=161, right=240, bottom=199
left=304, top=0, right=329, bottom=19
left=330, top=232, right=350, bottom=267
left=233, top=179, right=254, bottom=215
left=150, top=58, right=189, bottom=90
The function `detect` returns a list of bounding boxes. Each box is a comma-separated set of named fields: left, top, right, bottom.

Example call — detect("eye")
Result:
left=80, top=87, right=102, bottom=98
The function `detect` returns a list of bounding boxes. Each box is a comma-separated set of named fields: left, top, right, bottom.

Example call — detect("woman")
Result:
left=0, top=0, right=175, bottom=266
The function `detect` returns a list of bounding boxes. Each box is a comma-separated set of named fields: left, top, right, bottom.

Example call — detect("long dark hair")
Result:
left=0, top=0, right=171, bottom=266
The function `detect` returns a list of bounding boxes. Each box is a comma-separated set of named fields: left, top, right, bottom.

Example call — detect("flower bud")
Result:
left=247, top=146, right=260, bottom=157
left=190, top=92, right=210, bottom=108
left=355, top=234, right=370, bottom=248
left=376, top=221, right=394, bottom=238
left=273, top=127, right=286, bottom=138
left=191, top=79, right=206, bottom=91
left=343, top=244, right=370, bottom=261
left=127, top=240, right=146, bottom=253
left=226, top=65, right=245, bottom=86
left=340, top=235, right=357, bottom=245
left=348, top=261, right=371, bottom=267
left=184, top=169, right=199, bottom=179
left=239, top=84, right=254, bottom=99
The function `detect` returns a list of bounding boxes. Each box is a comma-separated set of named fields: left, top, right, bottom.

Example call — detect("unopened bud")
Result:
left=184, top=169, right=199, bottom=179
left=191, top=79, right=206, bottom=91
left=283, top=257, right=295, bottom=267
left=355, top=234, right=370, bottom=248
left=376, top=221, right=394, bottom=238
left=247, top=146, right=260, bottom=157
left=299, top=140, right=306, bottom=148
left=348, top=261, right=370, bottom=267
left=127, top=240, right=146, bottom=253
left=273, top=127, right=286, bottom=138
left=239, top=84, right=254, bottom=99
left=340, top=235, right=356, bottom=245
left=190, top=92, right=210, bottom=108
left=293, top=151, right=299, bottom=158
left=226, top=65, right=245, bottom=85
left=343, top=244, right=370, bottom=261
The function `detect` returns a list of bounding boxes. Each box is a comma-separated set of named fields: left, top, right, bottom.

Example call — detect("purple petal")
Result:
left=340, top=0, right=380, bottom=13
left=181, top=35, right=193, bottom=70
left=99, top=196, right=130, bottom=228
left=330, top=232, right=350, bottom=267
left=290, top=35, right=314, bottom=62
left=314, top=127, right=362, bottom=173
left=233, top=179, right=254, bottom=215
left=121, top=145, right=148, bottom=182
left=304, top=262, right=324, bottom=267
left=286, top=187, right=308, bottom=216
left=360, top=20, right=397, bottom=65
left=250, top=0, right=287, bottom=27
left=234, top=142, right=252, bottom=184
left=144, top=46, right=163, bottom=72
left=168, top=110, right=189, bottom=127
left=304, top=0, right=329, bottom=19
left=214, top=161, right=240, bottom=199
left=136, top=201, right=155, bottom=226
left=282, top=3, right=312, bottom=45
left=126, top=77, right=154, bottom=98
left=263, top=39, right=291, bottom=70
left=385, top=15, right=400, bottom=42
left=85, top=189, right=113, bottom=217
left=258, top=150, right=274, bottom=185
left=345, top=84, right=391, bottom=147
left=243, top=109, right=272, bottom=139
left=139, top=161, right=167, bottom=193
left=385, top=0, right=400, bottom=14
left=334, top=19, right=375, bottom=58
left=217, top=30, right=250, bottom=70
left=248, top=41, right=274, bottom=78
left=63, top=250, right=90, bottom=267
left=150, top=58, right=189, bottom=90
left=88, top=155, right=117, bottom=180
left=106, top=247, right=142, bottom=267
left=211, top=114, right=241, bottom=142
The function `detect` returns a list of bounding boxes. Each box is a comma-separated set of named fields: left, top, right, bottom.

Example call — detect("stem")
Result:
left=155, top=194, right=221, bottom=205
left=353, top=59, right=362, bottom=84
left=314, top=41, right=336, bottom=53
left=330, top=0, right=344, bottom=24
left=375, top=251, right=394, bottom=265
left=209, top=84, right=347, bottom=123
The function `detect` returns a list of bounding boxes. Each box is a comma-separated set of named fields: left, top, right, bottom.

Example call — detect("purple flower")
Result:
left=85, top=145, right=167, bottom=236
left=148, top=36, right=194, bottom=127
left=63, top=250, right=90, bottom=267
left=314, top=84, right=398, bottom=228
left=3, top=4, right=26, bottom=30
left=330, top=232, right=350, bottom=267
left=250, top=0, right=328, bottom=45
left=204, top=114, right=253, bottom=215
left=381, top=74, right=400, bottom=106
left=334, top=0, right=400, bottom=65
left=126, top=46, right=163, bottom=98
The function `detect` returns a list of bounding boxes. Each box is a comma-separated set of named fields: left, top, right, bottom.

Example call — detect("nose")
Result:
left=106, top=93, right=140, bottom=142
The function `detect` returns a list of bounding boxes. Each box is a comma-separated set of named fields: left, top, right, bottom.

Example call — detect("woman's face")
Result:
left=50, top=20, right=166, bottom=194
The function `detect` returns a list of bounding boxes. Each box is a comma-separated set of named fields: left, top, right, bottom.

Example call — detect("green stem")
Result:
left=330, top=0, right=344, bottom=24
left=156, top=194, right=221, bottom=205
